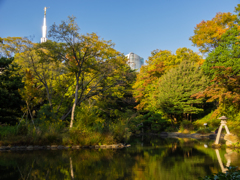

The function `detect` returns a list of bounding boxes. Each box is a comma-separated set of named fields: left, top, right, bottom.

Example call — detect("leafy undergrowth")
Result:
left=195, top=128, right=212, bottom=134
left=0, top=122, right=126, bottom=146
left=0, top=131, right=118, bottom=146
left=193, top=112, right=219, bottom=130
left=199, top=166, right=240, bottom=180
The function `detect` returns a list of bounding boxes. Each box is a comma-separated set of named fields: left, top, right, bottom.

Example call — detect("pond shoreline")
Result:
left=0, top=143, right=131, bottom=151
left=135, top=132, right=220, bottom=139
left=0, top=132, right=219, bottom=151
left=1, top=132, right=238, bottom=151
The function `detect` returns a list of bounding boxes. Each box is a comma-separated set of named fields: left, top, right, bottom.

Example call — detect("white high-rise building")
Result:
left=41, top=7, right=49, bottom=43
left=125, top=52, right=144, bottom=72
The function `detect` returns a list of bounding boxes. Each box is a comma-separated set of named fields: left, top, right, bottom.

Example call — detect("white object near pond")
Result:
left=215, top=116, right=230, bottom=145
left=204, top=123, right=207, bottom=128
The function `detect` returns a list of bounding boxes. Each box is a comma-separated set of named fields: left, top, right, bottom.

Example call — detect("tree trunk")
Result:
left=70, top=74, right=79, bottom=128
left=45, top=84, right=52, bottom=109
left=26, top=101, right=35, bottom=128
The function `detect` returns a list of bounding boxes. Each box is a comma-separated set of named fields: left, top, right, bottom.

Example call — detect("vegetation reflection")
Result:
left=1, top=138, right=240, bottom=180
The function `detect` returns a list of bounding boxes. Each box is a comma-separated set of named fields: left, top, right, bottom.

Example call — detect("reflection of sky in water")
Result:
left=0, top=137, right=239, bottom=180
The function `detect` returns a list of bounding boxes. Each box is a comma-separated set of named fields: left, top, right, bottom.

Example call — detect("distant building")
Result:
left=125, top=52, right=144, bottom=72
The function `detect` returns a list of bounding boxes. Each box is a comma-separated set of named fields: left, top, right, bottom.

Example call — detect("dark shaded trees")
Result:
left=0, top=57, right=24, bottom=124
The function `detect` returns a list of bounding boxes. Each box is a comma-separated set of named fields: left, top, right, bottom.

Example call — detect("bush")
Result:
left=196, top=128, right=212, bottom=134
left=164, top=126, right=178, bottom=132
left=130, top=112, right=169, bottom=133
left=66, top=129, right=114, bottom=145
left=36, top=104, right=58, bottom=124
left=193, top=112, right=220, bottom=129
left=74, top=105, right=105, bottom=133
left=109, top=118, right=131, bottom=142
left=200, top=166, right=240, bottom=180
left=179, top=120, right=194, bottom=133
left=0, top=125, right=17, bottom=139
left=226, top=121, right=240, bottom=138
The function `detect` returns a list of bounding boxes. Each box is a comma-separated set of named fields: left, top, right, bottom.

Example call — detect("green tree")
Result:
left=15, top=45, right=72, bottom=120
left=154, top=60, right=209, bottom=123
left=41, top=16, right=130, bottom=127
left=18, top=69, right=44, bottom=126
left=94, top=69, right=137, bottom=124
left=194, top=26, right=240, bottom=118
left=133, top=48, right=203, bottom=111
left=0, top=57, right=24, bottom=124
left=0, top=37, right=31, bottom=57
left=202, top=26, right=240, bottom=78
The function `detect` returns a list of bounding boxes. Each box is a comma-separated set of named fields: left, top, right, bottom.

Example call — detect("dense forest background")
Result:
left=1, top=5, right=240, bottom=145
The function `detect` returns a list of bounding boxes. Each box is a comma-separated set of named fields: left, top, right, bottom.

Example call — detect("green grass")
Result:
left=0, top=125, right=17, bottom=140
left=0, top=123, right=119, bottom=146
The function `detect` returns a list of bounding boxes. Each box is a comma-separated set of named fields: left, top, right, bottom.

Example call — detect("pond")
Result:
left=0, top=136, right=240, bottom=180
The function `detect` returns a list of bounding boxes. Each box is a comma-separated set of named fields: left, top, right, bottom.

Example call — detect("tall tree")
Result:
left=15, top=45, right=71, bottom=117
left=133, top=48, right=203, bottom=111
left=42, top=16, right=130, bottom=127
left=154, top=60, right=209, bottom=123
left=194, top=26, right=240, bottom=117
left=18, top=69, right=45, bottom=126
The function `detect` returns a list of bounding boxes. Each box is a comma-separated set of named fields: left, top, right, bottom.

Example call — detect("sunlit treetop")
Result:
left=0, top=37, right=33, bottom=58
left=133, top=47, right=203, bottom=111
left=190, top=8, right=239, bottom=54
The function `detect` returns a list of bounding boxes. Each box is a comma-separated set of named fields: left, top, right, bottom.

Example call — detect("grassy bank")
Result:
left=0, top=120, right=131, bottom=146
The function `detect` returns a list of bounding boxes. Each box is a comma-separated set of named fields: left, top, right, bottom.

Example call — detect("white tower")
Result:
left=41, top=7, right=49, bottom=43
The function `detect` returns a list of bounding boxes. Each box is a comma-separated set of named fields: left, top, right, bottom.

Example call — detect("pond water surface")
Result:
left=0, top=136, right=240, bottom=180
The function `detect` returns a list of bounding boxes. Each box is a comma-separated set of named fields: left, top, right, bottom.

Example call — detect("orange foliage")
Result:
left=193, top=67, right=240, bottom=115
left=190, top=12, right=238, bottom=53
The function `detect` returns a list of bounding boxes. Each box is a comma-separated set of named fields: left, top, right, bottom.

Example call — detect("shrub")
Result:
left=0, top=125, right=17, bottom=139
left=224, top=120, right=240, bottom=138
left=66, top=129, right=114, bottom=145
left=74, top=105, right=105, bottom=133
left=109, top=118, right=131, bottom=142
left=196, top=128, right=212, bottom=134
left=130, top=112, right=169, bottom=133
left=16, top=122, right=28, bottom=135
left=193, top=112, right=220, bottom=129
left=200, top=166, right=240, bottom=180
left=179, top=120, right=194, bottom=133
left=164, top=126, right=178, bottom=132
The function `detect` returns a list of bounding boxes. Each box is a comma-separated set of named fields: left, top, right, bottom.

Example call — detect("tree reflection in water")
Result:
left=0, top=137, right=240, bottom=180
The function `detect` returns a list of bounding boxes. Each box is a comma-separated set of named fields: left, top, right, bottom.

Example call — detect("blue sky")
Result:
left=0, top=0, right=239, bottom=61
